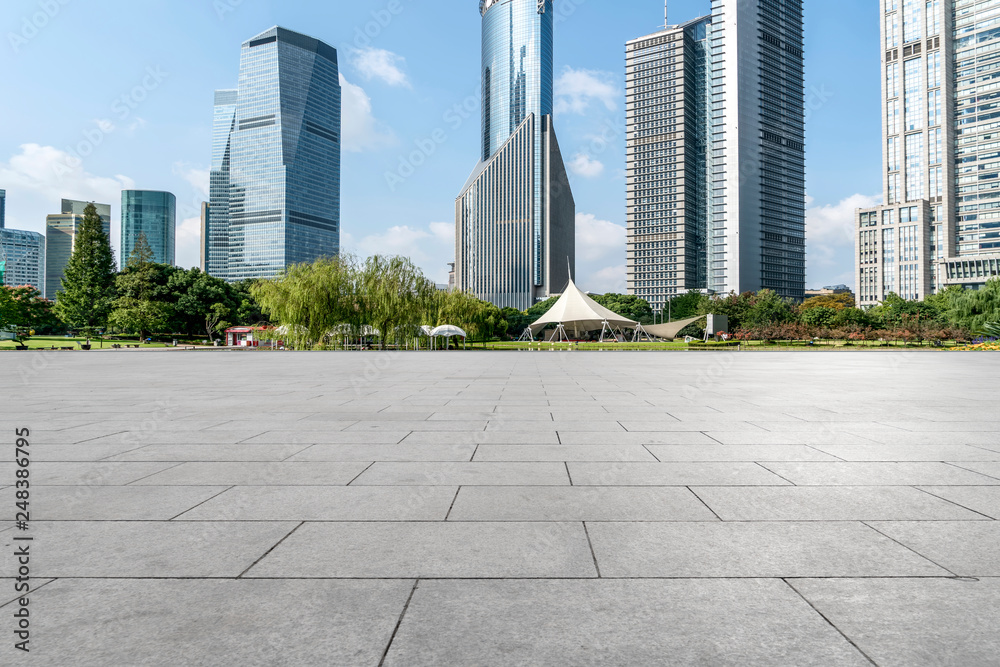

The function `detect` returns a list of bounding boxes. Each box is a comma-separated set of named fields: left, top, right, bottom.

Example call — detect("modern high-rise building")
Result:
left=121, top=190, right=176, bottom=265
left=455, top=0, right=575, bottom=310
left=857, top=0, right=1000, bottom=306
left=45, top=200, right=112, bottom=300
left=208, top=27, right=342, bottom=282
left=1, top=229, right=45, bottom=293
left=200, top=201, right=209, bottom=272
left=0, top=189, right=6, bottom=229
left=626, top=0, right=806, bottom=307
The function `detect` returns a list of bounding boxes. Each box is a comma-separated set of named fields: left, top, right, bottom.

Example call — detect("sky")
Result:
left=0, top=0, right=883, bottom=291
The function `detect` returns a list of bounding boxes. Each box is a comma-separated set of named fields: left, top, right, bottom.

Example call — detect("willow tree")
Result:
left=434, top=290, right=507, bottom=344
left=359, top=255, right=437, bottom=349
left=250, top=255, right=359, bottom=349
left=945, top=277, right=1000, bottom=332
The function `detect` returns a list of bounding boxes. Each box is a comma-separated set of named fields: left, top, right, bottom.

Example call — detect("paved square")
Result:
left=2, top=350, right=999, bottom=665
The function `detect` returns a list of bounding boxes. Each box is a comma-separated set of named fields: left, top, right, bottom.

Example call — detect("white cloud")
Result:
left=568, top=153, right=605, bottom=178
left=0, top=144, right=135, bottom=261
left=173, top=163, right=210, bottom=198
left=352, top=47, right=411, bottom=88
left=429, top=221, right=454, bottom=246
left=587, top=264, right=627, bottom=294
left=342, top=221, right=455, bottom=284
left=806, top=192, right=881, bottom=268
left=576, top=213, right=625, bottom=262
left=555, top=68, right=618, bottom=115
left=175, top=216, right=202, bottom=270
left=340, top=74, right=396, bottom=153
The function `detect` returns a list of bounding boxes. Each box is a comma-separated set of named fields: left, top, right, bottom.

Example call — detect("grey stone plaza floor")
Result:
left=3, top=349, right=1000, bottom=665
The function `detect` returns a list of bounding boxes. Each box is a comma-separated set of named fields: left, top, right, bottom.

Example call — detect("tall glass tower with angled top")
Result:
left=209, top=27, right=341, bottom=281
left=456, top=0, right=575, bottom=310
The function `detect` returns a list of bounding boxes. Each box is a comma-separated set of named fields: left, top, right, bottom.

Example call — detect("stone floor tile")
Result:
left=245, top=522, right=597, bottom=578
left=791, top=578, right=1000, bottom=667
left=568, top=462, right=789, bottom=486
left=0, top=578, right=413, bottom=666
left=382, top=579, right=871, bottom=666
left=101, top=444, right=309, bottom=462
left=352, top=461, right=570, bottom=486
left=646, top=444, right=840, bottom=462
left=0, top=521, right=297, bottom=577
left=130, top=461, right=370, bottom=485
left=283, top=443, right=476, bottom=462
left=868, top=521, right=1000, bottom=576
left=20, top=485, right=228, bottom=520
left=812, top=444, right=1000, bottom=462
left=178, top=485, right=456, bottom=521
left=694, top=486, right=988, bottom=521
left=447, top=486, right=718, bottom=522
left=473, top=444, right=657, bottom=462
left=588, top=522, right=948, bottom=577
left=759, top=462, right=1000, bottom=486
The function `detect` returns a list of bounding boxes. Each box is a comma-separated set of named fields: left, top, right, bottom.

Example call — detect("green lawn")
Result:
left=0, top=336, right=173, bottom=351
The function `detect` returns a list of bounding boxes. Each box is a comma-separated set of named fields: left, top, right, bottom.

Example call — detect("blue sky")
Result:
left=0, top=0, right=882, bottom=291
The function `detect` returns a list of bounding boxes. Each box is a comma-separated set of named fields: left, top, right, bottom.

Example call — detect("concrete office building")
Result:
left=45, top=200, right=112, bottom=300
left=1, top=229, right=45, bottom=293
left=627, top=0, right=806, bottom=309
left=455, top=0, right=575, bottom=310
left=0, top=190, right=46, bottom=293
left=208, top=27, right=342, bottom=282
left=121, top=190, right=176, bottom=265
left=858, top=0, right=1000, bottom=306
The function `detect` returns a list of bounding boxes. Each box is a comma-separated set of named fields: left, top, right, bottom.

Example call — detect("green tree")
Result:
left=800, top=293, right=854, bottom=312
left=108, top=234, right=171, bottom=340
left=943, top=278, right=1000, bottom=331
left=433, top=290, right=507, bottom=344
left=359, top=255, right=437, bottom=349
left=591, top=293, right=653, bottom=323
left=801, top=306, right=837, bottom=327
left=55, top=203, right=117, bottom=334
left=0, top=286, right=57, bottom=343
left=251, top=255, right=361, bottom=349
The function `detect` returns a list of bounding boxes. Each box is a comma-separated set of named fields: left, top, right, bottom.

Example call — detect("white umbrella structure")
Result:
left=529, top=277, right=638, bottom=341
left=430, top=325, right=468, bottom=350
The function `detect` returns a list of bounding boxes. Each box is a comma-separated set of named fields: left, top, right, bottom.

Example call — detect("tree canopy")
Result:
left=55, top=203, right=116, bottom=332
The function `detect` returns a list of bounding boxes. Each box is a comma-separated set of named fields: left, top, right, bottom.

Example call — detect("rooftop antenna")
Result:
left=664, top=0, right=669, bottom=27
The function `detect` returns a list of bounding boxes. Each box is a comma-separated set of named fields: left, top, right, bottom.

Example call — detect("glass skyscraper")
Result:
left=45, top=200, right=112, bottom=300
left=0, top=189, right=6, bottom=229
left=209, top=27, right=341, bottom=282
left=456, top=0, right=575, bottom=310
left=626, top=17, right=712, bottom=310
left=627, top=0, right=806, bottom=306
left=121, top=190, right=176, bottom=265
left=857, top=0, right=1000, bottom=305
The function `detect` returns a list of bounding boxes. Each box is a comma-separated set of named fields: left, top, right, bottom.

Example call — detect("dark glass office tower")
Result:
left=121, top=190, right=176, bottom=265
left=456, top=0, right=575, bottom=310
left=209, top=27, right=341, bottom=281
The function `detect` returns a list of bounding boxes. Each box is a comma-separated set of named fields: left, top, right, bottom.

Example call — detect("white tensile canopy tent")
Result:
left=528, top=278, right=639, bottom=341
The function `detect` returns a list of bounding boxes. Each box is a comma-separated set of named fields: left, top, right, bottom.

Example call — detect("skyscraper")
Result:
left=121, top=190, right=176, bottom=265
left=208, top=27, right=342, bottom=282
left=626, top=17, right=712, bottom=311
left=1, top=229, right=45, bottom=293
left=455, top=0, right=575, bottom=310
left=0, top=190, right=46, bottom=293
left=45, top=200, right=112, bottom=300
left=200, top=201, right=209, bottom=272
left=857, top=1, right=1000, bottom=306
left=626, top=0, right=806, bottom=307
